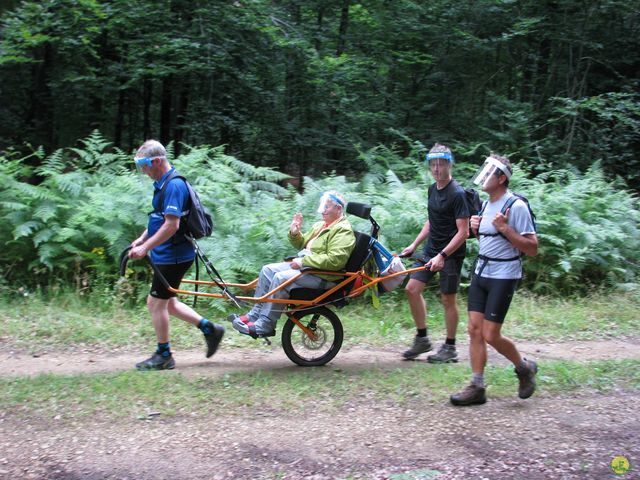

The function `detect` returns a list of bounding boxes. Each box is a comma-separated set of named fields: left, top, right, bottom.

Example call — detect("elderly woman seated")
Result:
left=230, top=191, right=356, bottom=337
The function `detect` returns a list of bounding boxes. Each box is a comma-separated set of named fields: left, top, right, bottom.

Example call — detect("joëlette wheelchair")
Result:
left=120, top=202, right=430, bottom=367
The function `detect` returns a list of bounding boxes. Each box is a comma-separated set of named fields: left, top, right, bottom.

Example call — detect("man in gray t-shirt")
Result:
left=450, top=153, right=539, bottom=407
left=474, top=193, right=536, bottom=279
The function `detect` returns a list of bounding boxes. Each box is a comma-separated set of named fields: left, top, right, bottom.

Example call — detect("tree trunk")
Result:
left=315, top=6, right=325, bottom=52
left=114, top=88, right=126, bottom=148
left=26, top=42, right=55, bottom=155
left=160, top=75, right=173, bottom=146
left=328, top=0, right=350, bottom=162
left=143, top=78, right=153, bottom=140
left=336, top=0, right=350, bottom=57
left=174, top=80, right=189, bottom=156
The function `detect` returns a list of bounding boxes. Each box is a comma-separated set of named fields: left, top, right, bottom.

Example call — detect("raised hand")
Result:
left=290, top=212, right=303, bottom=236
left=470, top=215, right=482, bottom=233
left=492, top=208, right=510, bottom=234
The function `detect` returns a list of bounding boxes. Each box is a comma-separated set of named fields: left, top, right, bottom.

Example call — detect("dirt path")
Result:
left=1, top=339, right=639, bottom=479
left=2, top=338, right=640, bottom=378
left=1, top=389, right=637, bottom=479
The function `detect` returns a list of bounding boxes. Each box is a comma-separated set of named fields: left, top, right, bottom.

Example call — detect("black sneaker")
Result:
left=136, top=352, right=175, bottom=371
left=450, top=384, right=487, bottom=406
left=204, top=324, right=225, bottom=358
left=516, top=359, right=538, bottom=399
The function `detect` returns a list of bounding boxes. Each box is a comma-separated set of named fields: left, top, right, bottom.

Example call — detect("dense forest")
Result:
left=1, top=1, right=639, bottom=293
left=1, top=0, right=639, bottom=187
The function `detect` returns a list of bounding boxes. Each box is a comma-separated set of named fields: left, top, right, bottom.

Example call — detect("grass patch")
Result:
left=340, top=289, right=640, bottom=346
left=1, top=289, right=639, bottom=351
left=0, top=293, right=222, bottom=351
left=2, top=359, right=639, bottom=420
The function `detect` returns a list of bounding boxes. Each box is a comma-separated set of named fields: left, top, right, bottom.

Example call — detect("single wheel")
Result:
left=281, top=306, right=344, bottom=366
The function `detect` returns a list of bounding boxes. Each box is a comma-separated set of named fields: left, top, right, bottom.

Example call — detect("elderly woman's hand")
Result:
left=290, top=212, right=303, bottom=236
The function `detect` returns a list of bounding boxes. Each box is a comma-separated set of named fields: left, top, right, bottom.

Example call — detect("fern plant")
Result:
left=1, top=132, right=638, bottom=298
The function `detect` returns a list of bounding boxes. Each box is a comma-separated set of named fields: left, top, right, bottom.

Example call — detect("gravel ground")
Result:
left=1, top=340, right=638, bottom=479
left=0, top=391, right=637, bottom=479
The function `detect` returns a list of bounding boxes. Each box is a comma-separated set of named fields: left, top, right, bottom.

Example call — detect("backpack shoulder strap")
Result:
left=155, top=172, right=186, bottom=214
left=479, top=199, right=488, bottom=216
left=501, top=194, right=519, bottom=215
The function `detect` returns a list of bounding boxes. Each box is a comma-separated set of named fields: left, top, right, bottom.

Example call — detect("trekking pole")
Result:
left=186, top=236, right=245, bottom=308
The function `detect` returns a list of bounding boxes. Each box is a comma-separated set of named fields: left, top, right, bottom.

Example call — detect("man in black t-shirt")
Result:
left=400, top=143, right=470, bottom=363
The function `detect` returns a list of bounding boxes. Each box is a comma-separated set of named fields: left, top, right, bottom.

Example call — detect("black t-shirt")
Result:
left=424, top=179, right=470, bottom=258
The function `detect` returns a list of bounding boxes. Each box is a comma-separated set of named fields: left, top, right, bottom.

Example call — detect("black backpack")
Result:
left=462, top=187, right=482, bottom=238
left=156, top=171, right=213, bottom=239
left=464, top=187, right=482, bottom=217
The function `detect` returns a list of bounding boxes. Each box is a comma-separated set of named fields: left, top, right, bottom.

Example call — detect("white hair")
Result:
left=136, top=139, right=167, bottom=159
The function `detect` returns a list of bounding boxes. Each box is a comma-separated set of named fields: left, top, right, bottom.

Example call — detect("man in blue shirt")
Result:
left=128, top=140, right=224, bottom=370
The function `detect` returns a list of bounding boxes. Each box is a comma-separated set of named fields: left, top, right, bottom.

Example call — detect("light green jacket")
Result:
left=288, top=216, right=356, bottom=280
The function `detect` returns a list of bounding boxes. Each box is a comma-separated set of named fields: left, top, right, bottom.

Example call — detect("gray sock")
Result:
left=471, top=373, right=485, bottom=388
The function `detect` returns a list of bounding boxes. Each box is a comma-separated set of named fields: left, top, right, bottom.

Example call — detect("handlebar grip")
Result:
left=118, top=246, right=132, bottom=276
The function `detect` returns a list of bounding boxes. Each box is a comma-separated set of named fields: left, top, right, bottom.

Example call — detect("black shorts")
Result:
left=150, top=261, right=194, bottom=299
left=467, top=274, right=519, bottom=323
left=408, top=255, right=463, bottom=295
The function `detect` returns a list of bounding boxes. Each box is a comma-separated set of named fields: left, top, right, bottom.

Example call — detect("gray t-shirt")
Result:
left=475, top=191, right=536, bottom=279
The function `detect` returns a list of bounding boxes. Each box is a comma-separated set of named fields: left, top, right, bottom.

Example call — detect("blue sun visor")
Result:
left=425, top=151, right=454, bottom=163
left=134, top=156, right=153, bottom=173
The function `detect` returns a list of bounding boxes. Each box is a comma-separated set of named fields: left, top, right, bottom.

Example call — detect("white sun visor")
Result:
left=472, top=157, right=512, bottom=189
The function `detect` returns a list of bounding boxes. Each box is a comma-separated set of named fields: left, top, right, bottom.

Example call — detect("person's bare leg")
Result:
left=482, top=321, right=522, bottom=366
left=167, top=297, right=201, bottom=326
left=402, top=279, right=433, bottom=359
left=147, top=295, right=170, bottom=343
left=405, top=278, right=427, bottom=329
left=468, top=311, right=487, bottom=375
left=441, top=292, right=459, bottom=340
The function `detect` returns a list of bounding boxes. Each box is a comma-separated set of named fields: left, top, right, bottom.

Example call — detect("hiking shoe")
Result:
left=427, top=343, right=458, bottom=363
left=402, top=336, right=433, bottom=360
left=516, top=359, right=538, bottom=399
left=450, top=384, right=487, bottom=406
left=136, top=352, right=175, bottom=371
left=204, top=324, right=225, bottom=358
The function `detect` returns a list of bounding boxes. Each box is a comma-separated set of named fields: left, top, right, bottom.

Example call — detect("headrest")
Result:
left=345, top=202, right=371, bottom=220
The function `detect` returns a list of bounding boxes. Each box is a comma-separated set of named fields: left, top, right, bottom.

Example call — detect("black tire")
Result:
left=281, top=306, right=344, bottom=366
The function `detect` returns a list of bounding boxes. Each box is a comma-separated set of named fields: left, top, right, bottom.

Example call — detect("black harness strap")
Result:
left=475, top=254, right=521, bottom=277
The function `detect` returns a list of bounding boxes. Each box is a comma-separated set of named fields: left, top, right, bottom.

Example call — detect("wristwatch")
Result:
left=439, top=250, right=448, bottom=259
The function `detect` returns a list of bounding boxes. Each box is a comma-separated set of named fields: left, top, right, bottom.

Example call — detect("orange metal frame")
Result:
left=173, top=263, right=429, bottom=313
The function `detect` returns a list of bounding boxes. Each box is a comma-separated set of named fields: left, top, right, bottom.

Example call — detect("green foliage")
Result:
left=1, top=0, right=638, bottom=188
left=511, top=163, right=640, bottom=293
left=1, top=132, right=639, bottom=296
left=0, top=132, right=294, bottom=294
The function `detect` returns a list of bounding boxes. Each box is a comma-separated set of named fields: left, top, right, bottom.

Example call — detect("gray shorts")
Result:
left=408, top=255, right=464, bottom=294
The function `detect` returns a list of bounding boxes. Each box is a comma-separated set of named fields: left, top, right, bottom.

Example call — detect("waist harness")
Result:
left=475, top=253, right=521, bottom=277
